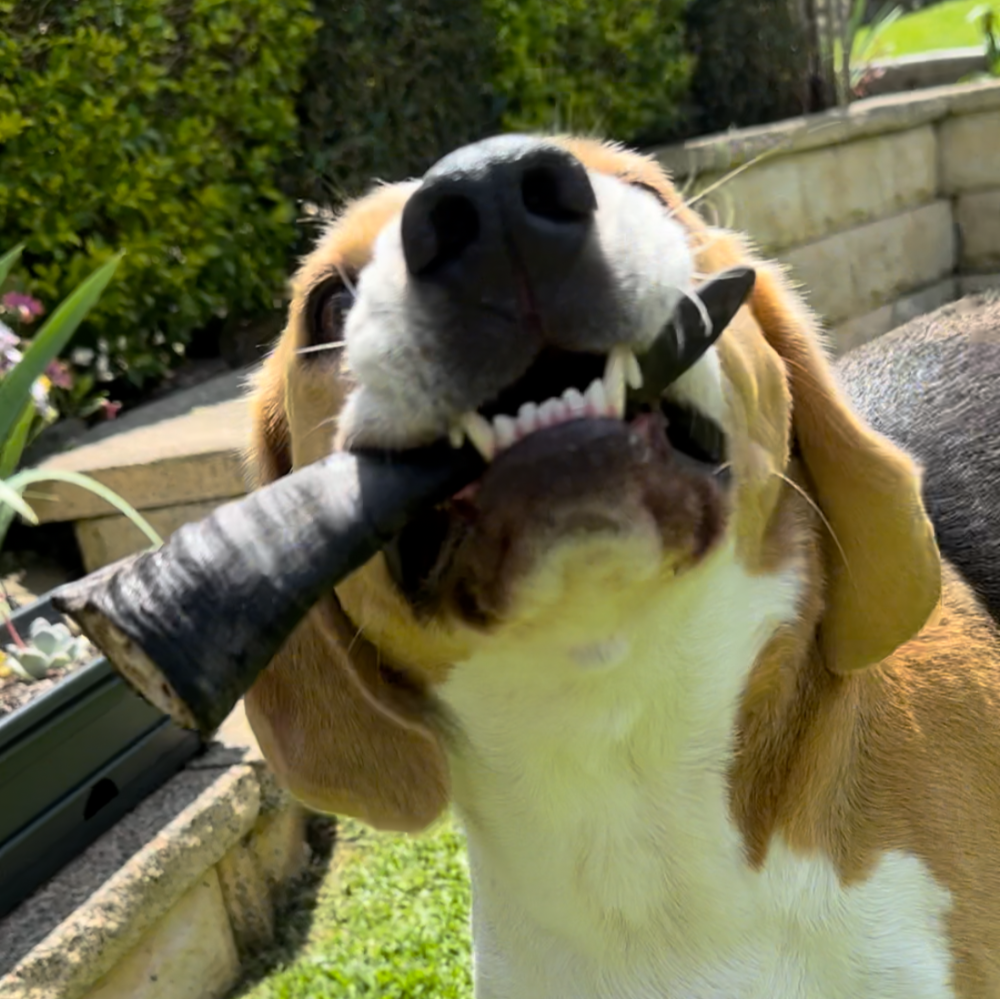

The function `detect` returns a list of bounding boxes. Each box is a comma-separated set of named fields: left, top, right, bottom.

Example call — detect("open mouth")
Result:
left=382, top=267, right=758, bottom=612
left=448, top=344, right=727, bottom=470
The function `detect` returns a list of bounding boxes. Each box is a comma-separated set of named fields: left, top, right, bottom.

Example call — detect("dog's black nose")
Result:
left=401, top=135, right=596, bottom=288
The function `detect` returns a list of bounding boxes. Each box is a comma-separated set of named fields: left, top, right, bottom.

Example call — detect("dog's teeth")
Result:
left=603, top=348, right=627, bottom=418
left=517, top=401, right=539, bottom=437
left=538, top=398, right=564, bottom=427
left=584, top=378, right=607, bottom=416
left=563, top=386, right=587, bottom=417
left=461, top=412, right=496, bottom=461
left=448, top=425, right=465, bottom=449
left=625, top=350, right=643, bottom=390
left=493, top=414, right=517, bottom=450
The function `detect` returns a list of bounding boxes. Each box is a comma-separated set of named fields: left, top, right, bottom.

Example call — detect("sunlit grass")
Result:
left=855, top=0, right=1000, bottom=58
left=234, top=815, right=473, bottom=999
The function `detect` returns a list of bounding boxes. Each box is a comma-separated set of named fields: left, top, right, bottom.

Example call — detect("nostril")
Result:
left=521, top=164, right=596, bottom=224
left=429, top=195, right=480, bottom=268
left=403, top=191, right=481, bottom=277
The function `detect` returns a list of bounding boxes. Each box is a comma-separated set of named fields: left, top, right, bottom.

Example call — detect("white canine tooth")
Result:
left=461, top=411, right=496, bottom=461
left=563, top=386, right=586, bottom=417
left=493, top=414, right=517, bottom=450
left=625, top=350, right=643, bottom=390
left=448, top=425, right=465, bottom=449
left=538, top=398, right=564, bottom=427
left=584, top=378, right=607, bottom=416
left=517, top=401, right=539, bottom=437
left=603, top=349, right=627, bottom=418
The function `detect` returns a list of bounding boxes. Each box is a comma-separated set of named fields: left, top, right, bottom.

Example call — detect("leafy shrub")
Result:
left=0, top=0, right=317, bottom=391
left=291, top=0, right=694, bottom=205
left=289, top=0, right=496, bottom=207
left=484, top=0, right=692, bottom=143
left=683, top=0, right=822, bottom=136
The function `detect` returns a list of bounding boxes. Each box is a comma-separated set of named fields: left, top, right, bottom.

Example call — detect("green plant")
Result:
left=0, top=0, right=316, bottom=392
left=0, top=245, right=162, bottom=551
left=968, top=4, right=1000, bottom=74
left=485, top=0, right=691, bottom=142
left=842, top=0, right=904, bottom=102
left=5, top=616, right=88, bottom=681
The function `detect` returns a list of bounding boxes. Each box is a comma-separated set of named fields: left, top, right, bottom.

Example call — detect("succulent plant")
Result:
left=5, top=617, right=88, bottom=682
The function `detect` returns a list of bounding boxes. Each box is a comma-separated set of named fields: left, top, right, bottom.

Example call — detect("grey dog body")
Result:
left=836, top=294, right=1000, bottom=623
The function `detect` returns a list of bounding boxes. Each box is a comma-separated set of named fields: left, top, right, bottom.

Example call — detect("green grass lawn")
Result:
left=856, top=0, right=1000, bottom=58
left=233, top=815, right=473, bottom=999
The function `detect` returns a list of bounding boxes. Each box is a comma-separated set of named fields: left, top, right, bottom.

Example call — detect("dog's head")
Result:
left=245, top=136, right=941, bottom=831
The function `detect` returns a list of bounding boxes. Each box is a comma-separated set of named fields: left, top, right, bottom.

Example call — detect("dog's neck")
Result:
left=437, top=539, right=805, bottom=961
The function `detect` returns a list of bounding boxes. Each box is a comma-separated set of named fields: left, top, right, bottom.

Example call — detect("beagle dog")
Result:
left=243, top=135, right=1000, bottom=998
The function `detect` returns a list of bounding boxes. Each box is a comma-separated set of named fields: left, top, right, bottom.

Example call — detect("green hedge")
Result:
left=1, top=0, right=696, bottom=401
left=486, top=0, right=691, bottom=143
left=683, top=0, right=816, bottom=136
left=0, top=0, right=316, bottom=390
left=289, top=0, right=496, bottom=208
left=292, top=0, right=693, bottom=205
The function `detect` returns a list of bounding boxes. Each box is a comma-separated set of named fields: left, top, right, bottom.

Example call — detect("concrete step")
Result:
left=29, top=369, right=255, bottom=572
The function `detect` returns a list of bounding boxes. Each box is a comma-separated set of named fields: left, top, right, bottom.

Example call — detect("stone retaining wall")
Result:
left=654, top=80, right=1000, bottom=352
left=0, top=712, right=310, bottom=999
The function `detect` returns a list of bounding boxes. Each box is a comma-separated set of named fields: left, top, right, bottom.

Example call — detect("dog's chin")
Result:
left=384, top=414, right=729, bottom=630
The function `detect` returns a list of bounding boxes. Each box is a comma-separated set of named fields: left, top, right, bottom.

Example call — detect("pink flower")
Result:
left=99, top=399, right=122, bottom=421
left=0, top=321, right=22, bottom=374
left=45, top=359, right=74, bottom=390
left=1, top=292, right=45, bottom=323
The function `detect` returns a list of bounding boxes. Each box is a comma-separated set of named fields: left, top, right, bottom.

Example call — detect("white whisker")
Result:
left=335, top=262, right=358, bottom=298
left=677, top=285, right=713, bottom=340
left=298, top=341, right=345, bottom=356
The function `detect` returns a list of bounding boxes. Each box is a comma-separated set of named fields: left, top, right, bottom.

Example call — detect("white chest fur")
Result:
left=438, top=544, right=955, bottom=999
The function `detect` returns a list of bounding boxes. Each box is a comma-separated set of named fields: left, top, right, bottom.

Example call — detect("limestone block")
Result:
left=959, top=272, right=1000, bottom=296
left=82, top=871, right=239, bottom=999
left=252, top=804, right=310, bottom=892
left=956, top=190, right=1000, bottom=271
left=74, top=497, right=238, bottom=572
left=698, top=126, right=937, bottom=253
left=657, top=79, right=1000, bottom=182
left=940, top=111, right=1000, bottom=193
left=831, top=278, right=957, bottom=354
left=781, top=201, right=955, bottom=325
left=1, top=767, right=259, bottom=999
left=32, top=390, right=250, bottom=524
left=216, top=842, right=275, bottom=954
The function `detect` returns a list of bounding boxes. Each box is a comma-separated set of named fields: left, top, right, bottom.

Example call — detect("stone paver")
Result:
left=956, top=190, right=1000, bottom=271
left=940, top=110, right=1000, bottom=193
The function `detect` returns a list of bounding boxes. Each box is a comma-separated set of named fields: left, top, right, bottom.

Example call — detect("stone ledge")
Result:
left=779, top=201, right=955, bottom=325
left=74, top=498, right=241, bottom=574
left=30, top=373, right=252, bottom=525
left=0, top=765, right=260, bottom=999
left=693, top=126, right=937, bottom=253
left=655, top=80, right=1000, bottom=181
left=0, top=699, right=309, bottom=999
left=830, top=278, right=958, bottom=355
left=955, top=190, right=1000, bottom=271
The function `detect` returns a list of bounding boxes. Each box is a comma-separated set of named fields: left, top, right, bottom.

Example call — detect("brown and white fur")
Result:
left=243, top=135, right=1000, bottom=998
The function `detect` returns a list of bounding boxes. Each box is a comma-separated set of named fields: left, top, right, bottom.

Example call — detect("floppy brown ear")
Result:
left=242, top=346, right=449, bottom=832
left=748, top=261, right=942, bottom=673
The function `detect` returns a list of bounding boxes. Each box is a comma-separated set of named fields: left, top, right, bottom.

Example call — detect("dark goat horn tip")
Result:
left=632, top=266, right=756, bottom=406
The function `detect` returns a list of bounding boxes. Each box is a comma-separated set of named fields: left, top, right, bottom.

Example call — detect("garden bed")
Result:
left=0, top=590, right=202, bottom=918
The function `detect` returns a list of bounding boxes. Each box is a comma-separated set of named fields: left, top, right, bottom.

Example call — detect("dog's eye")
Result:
left=303, top=276, right=354, bottom=356
left=627, top=179, right=670, bottom=208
